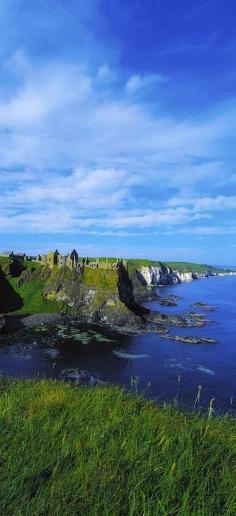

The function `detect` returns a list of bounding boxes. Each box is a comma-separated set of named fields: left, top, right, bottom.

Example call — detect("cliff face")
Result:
left=43, top=265, right=185, bottom=331
left=137, top=263, right=180, bottom=286
left=2, top=258, right=234, bottom=334
left=44, top=265, right=146, bottom=332
left=135, top=263, right=219, bottom=287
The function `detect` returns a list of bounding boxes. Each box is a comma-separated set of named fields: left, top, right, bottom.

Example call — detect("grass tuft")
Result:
left=0, top=379, right=235, bottom=515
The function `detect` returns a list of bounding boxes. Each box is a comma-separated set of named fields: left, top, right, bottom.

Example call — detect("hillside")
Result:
left=0, top=258, right=148, bottom=332
left=0, top=258, right=61, bottom=314
left=164, top=261, right=227, bottom=273
left=1, top=257, right=193, bottom=332
left=0, top=255, right=230, bottom=318
left=0, top=379, right=235, bottom=515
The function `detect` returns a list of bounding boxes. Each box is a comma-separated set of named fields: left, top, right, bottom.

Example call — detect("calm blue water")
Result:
left=0, top=276, right=235, bottom=412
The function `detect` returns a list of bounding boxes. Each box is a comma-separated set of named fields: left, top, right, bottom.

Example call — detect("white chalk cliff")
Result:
left=135, top=262, right=234, bottom=287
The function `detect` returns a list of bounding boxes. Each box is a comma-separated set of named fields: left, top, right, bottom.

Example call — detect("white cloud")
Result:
left=0, top=51, right=236, bottom=241
left=125, top=73, right=167, bottom=94
left=0, top=61, right=92, bottom=127
left=1, top=52, right=236, bottom=174
left=178, top=225, right=236, bottom=235
left=167, top=195, right=236, bottom=211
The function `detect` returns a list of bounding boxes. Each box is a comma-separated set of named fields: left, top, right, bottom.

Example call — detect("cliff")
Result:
left=0, top=259, right=188, bottom=333
left=44, top=263, right=145, bottom=331
left=1, top=256, right=233, bottom=334
left=0, top=261, right=148, bottom=332
left=132, top=261, right=234, bottom=290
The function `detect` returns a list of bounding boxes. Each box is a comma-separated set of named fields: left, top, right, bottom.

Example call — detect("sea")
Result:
left=0, top=275, right=235, bottom=413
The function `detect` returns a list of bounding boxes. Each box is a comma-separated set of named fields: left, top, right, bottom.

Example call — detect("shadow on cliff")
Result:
left=117, top=264, right=149, bottom=316
left=0, top=268, right=23, bottom=313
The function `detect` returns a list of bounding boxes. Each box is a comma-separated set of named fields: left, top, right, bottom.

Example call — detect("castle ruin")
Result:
left=37, top=249, right=127, bottom=271
left=0, top=249, right=127, bottom=271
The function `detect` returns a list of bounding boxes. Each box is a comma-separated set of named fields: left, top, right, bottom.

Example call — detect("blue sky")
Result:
left=0, top=0, right=236, bottom=264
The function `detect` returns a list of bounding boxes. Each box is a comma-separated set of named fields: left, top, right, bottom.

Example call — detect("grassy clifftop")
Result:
left=0, top=261, right=121, bottom=315
left=82, top=267, right=118, bottom=293
left=0, top=379, right=235, bottom=515
left=0, top=256, right=227, bottom=316
left=164, top=262, right=226, bottom=273
left=89, top=257, right=226, bottom=274
left=128, top=259, right=226, bottom=274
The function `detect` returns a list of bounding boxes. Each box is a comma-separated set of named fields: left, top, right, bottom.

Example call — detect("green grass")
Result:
left=128, top=258, right=159, bottom=267
left=24, top=259, right=41, bottom=270
left=164, top=262, right=225, bottom=273
left=87, top=257, right=118, bottom=263
left=0, top=257, right=12, bottom=266
left=7, top=278, right=63, bottom=314
left=82, top=267, right=118, bottom=293
left=0, top=257, right=40, bottom=270
left=0, top=379, right=235, bottom=515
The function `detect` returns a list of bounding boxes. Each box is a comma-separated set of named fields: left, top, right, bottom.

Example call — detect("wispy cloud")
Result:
left=125, top=73, right=167, bottom=94
left=0, top=0, right=236, bottom=262
left=167, top=195, right=236, bottom=211
left=156, top=32, right=219, bottom=57
left=0, top=51, right=236, bottom=241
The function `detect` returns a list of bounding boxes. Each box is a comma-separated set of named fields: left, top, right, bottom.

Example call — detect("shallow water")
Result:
left=0, top=276, right=235, bottom=412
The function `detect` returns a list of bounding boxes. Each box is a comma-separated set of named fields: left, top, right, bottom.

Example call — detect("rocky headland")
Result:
left=0, top=256, right=233, bottom=340
left=134, top=261, right=235, bottom=288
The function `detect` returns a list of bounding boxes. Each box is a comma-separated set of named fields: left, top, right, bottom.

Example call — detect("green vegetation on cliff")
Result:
left=165, top=262, right=226, bottom=273
left=88, top=257, right=226, bottom=273
left=0, top=258, right=63, bottom=314
left=0, top=254, right=228, bottom=316
left=82, top=267, right=118, bottom=293
left=0, top=260, right=121, bottom=315
left=0, top=256, right=40, bottom=275
left=8, top=278, right=63, bottom=314
left=0, top=379, right=235, bottom=515
left=127, top=259, right=226, bottom=274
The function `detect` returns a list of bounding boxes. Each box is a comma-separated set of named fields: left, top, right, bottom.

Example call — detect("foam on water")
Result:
left=196, top=366, right=215, bottom=376
left=45, top=349, right=60, bottom=359
left=113, top=350, right=150, bottom=359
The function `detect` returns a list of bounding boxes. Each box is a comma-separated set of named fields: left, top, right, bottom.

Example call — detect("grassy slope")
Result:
left=165, top=262, right=226, bottom=273
left=128, top=260, right=226, bottom=273
left=0, top=258, right=62, bottom=314
left=0, top=262, right=118, bottom=314
left=7, top=277, right=63, bottom=314
left=0, top=380, right=235, bottom=515
left=0, top=257, right=40, bottom=271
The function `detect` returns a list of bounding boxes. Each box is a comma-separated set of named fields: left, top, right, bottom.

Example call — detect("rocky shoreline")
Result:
left=1, top=296, right=216, bottom=347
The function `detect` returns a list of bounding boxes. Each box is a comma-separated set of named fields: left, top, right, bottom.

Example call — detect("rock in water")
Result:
left=192, top=302, right=216, bottom=311
left=162, top=334, right=216, bottom=344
